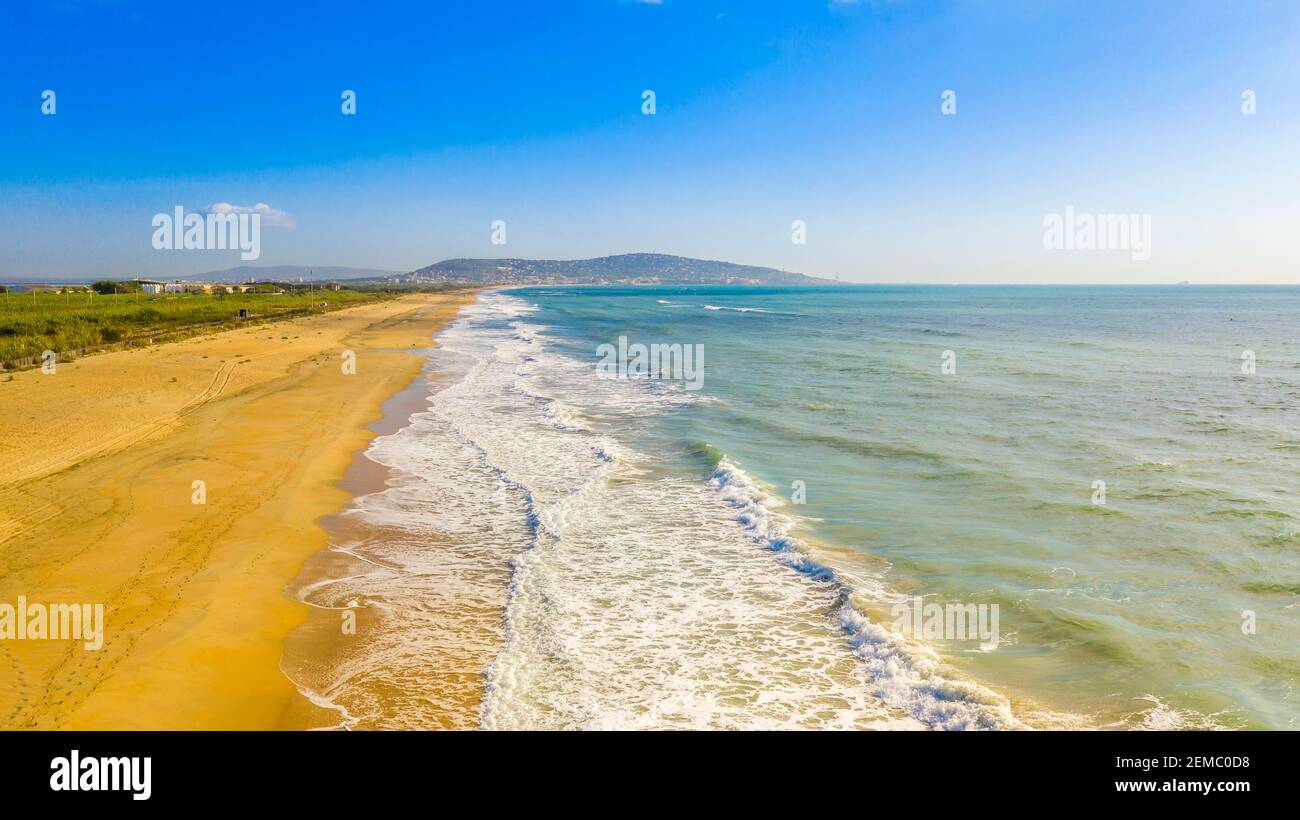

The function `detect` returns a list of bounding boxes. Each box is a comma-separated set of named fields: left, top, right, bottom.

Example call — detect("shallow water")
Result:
left=294, top=285, right=1300, bottom=730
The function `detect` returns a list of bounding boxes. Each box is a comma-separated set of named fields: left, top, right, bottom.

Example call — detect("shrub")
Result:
left=91, top=280, right=140, bottom=295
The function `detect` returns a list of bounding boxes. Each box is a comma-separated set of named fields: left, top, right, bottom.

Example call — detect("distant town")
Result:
left=0, top=277, right=344, bottom=295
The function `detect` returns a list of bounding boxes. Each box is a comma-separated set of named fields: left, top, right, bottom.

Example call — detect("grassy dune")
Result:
left=0, top=288, right=416, bottom=367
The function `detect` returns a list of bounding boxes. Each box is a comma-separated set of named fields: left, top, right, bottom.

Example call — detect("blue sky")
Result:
left=2, top=0, right=1298, bottom=282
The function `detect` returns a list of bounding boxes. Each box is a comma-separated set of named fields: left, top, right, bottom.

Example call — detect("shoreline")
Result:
left=278, top=333, right=509, bottom=730
left=0, top=290, right=479, bottom=729
left=277, top=368, right=461, bottom=730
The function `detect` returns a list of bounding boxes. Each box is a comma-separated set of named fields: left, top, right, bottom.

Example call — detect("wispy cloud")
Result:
left=202, top=202, right=296, bottom=229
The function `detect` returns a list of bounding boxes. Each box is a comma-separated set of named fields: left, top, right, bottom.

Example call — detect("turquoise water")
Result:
left=500, top=284, right=1300, bottom=729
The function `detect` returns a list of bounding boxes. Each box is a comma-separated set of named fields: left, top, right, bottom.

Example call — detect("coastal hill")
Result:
left=0, top=256, right=826, bottom=288
left=388, top=254, right=829, bottom=286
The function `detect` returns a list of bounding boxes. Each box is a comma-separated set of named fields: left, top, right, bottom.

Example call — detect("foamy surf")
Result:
left=708, top=455, right=1026, bottom=730
left=289, top=291, right=1072, bottom=730
left=452, top=293, right=1038, bottom=729
left=704, top=304, right=770, bottom=312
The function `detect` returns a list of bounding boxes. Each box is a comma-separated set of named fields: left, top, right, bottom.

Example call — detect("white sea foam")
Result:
left=450, top=293, right=1024, bottom=729
left=282, top=297, right=545, bottom=728
left=294, top=291, right=1035, bottom=730
left=708, top=456, right=1026, bottom=730
left=704, top=303, right=770, bottom=313
left=1123, top=695, right=1228, bottom=731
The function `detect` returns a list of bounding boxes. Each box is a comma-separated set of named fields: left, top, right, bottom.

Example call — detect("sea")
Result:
left=289, top=285, right=1300, bottom=730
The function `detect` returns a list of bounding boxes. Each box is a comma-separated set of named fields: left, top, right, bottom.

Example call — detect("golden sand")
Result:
left=0, top=291, right=477, bottom=729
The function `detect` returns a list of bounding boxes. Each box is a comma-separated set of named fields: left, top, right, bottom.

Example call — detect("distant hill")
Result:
left=389, top=254, right=829, bottom=286
left=193, top=265, right=404, bottom=282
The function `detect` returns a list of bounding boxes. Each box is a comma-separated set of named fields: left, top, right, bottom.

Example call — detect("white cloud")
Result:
left=202, top=202, right=296, bottom=228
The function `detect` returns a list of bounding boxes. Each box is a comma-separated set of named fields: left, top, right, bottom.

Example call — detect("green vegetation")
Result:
left=91, top=280, right=141, bottom=294
left=0, top=286, right=399, bottom=367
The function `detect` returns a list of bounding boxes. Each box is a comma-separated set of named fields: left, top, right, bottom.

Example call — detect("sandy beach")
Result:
left=0, top=291, right=477, bottom=729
